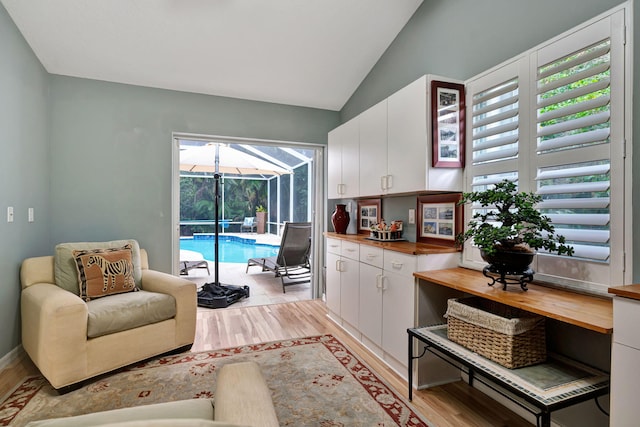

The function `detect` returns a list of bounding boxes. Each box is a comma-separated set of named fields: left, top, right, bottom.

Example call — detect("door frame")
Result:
left=171, top=132, right=326, bottom=299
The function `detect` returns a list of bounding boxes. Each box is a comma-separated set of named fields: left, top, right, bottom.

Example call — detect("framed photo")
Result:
left=417, top=193, right=463, bottom=248
left=431, top=80, right=465, bottom=168
left=357, top=198, right=381, bottom=235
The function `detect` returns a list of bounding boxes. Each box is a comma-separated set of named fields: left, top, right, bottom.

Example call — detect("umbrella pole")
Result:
left=214, top=172, right=220, bottom=286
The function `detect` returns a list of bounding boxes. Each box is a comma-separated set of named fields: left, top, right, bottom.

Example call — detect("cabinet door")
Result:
left=340, top=257, right=360, bottom=328
left=382, top=271, right=415, bottom=365
left=341, top=118, right=360, bottom=198
left=325, top=251, right=341, bottom=316
left=359, top=262, right=383, bottom=345
left=611, top=343, right=640, bottom=426
left=327, top=125, right=343, bottom=199
left=359, top=99, right=388, bottom=197
left=387, top=75, right=427, bottom=194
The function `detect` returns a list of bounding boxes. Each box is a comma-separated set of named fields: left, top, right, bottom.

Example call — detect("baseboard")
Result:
left=0, top=345, right=25, bottom=371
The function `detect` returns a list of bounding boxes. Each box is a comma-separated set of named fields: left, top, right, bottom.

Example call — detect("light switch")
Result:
left=7, top=206, right=14, bottom=223
left=28, top=208, right=34, bottom=223
left=408, top=209, right=416, bottom=224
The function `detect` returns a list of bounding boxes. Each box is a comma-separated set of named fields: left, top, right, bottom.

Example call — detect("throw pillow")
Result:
left=73, top=244, right=139, bottom=301
left=55, top=239, right=143, bottom=295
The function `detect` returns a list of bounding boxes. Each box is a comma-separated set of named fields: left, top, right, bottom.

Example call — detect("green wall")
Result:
left=49, top=76, right=339, bottom=272
left=0, top=4, right=51, bottom=360
left=343, top=0, right=626, bottom=120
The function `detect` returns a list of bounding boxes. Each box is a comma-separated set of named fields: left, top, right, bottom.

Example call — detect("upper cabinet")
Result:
left=327, top=117, right=359, bottom=199
left=330, top=75, right=462, bottom=199
left=358, top=99, right=388, bottom=196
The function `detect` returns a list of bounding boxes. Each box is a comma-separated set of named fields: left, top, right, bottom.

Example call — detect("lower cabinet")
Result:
left=326, top=239, right=360, bottom=336
left=610, top=296, right=640, bottom=426
left=326, top=237, right=459, bottom=378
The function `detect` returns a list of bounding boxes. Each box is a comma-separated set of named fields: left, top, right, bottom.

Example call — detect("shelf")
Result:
left=414, top=267, right=613, bottom=334
left=409, top=325, right=610, bottom=426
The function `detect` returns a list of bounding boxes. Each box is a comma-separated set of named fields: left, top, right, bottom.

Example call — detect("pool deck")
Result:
left=179, top=232, right=310, bottom=308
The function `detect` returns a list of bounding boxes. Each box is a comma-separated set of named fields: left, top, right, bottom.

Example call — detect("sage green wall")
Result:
left=49, top=76, right=340, bottom=272
left=342, top=0, right=625, bottom=120
left=0, top=4, right=51, bottom=358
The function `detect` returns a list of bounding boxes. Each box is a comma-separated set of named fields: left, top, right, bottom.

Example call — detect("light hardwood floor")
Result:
left=2, top=300, right=531, bottom=426
left=196, top=299, right=531, bottom=427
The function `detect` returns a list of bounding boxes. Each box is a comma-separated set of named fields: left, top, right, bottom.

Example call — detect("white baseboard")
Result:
left=0, top=345, right=25, bottom=371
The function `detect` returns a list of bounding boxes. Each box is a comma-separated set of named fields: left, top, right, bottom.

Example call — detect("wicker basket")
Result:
left=445, top=297, right=546, bottom=369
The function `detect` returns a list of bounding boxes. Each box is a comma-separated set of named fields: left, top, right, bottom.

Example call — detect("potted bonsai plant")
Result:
left=255, top=205, right=267, bottom=234
left=457, top=180, right=573, bottom=285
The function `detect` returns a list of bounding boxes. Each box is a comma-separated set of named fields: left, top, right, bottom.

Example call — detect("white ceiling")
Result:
left=1, top=0, right=422, bottom=111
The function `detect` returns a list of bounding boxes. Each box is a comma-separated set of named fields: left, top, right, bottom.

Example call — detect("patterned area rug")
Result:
left=1, top=335, right=431, bottom=426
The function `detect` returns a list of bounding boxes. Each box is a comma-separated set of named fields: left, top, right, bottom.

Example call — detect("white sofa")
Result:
left=24, top=362, right=279, bottom=427
left=20, top=240, right=197, bottom=391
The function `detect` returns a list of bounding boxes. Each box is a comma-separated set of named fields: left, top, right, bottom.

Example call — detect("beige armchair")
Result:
left=20, top=240, right=197, bottom=392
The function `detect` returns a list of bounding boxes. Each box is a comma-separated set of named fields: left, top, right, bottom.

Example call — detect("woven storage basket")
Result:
left=445, top=297, right=546, bottom=369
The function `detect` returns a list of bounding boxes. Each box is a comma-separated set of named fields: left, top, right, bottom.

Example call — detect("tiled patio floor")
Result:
left=180, top=232, right=312, bottom=309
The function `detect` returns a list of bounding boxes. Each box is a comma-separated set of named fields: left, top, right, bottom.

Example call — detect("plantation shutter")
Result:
left=531, top=11, right=626, bottom=293
left=534, top=39, right=612, bottom=261
left=463, top=9, right=627, bottom=292
left=463, top=59, right=527, bottom=266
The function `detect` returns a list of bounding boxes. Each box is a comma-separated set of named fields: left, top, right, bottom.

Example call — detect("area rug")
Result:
left=1, top=335, right=431, bottom=426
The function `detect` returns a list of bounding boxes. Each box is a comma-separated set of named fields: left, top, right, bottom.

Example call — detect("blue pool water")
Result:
left=180, top=235, right=279, bottom=264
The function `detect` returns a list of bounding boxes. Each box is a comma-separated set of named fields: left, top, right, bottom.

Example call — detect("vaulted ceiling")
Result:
left=1, top=0, right=423, bottom=111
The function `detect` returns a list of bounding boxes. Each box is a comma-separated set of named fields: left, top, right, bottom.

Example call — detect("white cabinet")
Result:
left=359, top=246, right=384, bottom=347
left=327, top=118, right=359, bottom=199
left=610, top=296, right=640, bottom=426
left=339, top=242, right=360, bottom=331
left=325, top=238, right=359, bottom=334
left=345, top=74, right=463, bottom=198
left=381, top=252, right=418, bottom=365
left=358, top=99, right=388, bottom=196
left=325, top=239, right=342, bottom=319
left=327, top=237, right=460, bottom=379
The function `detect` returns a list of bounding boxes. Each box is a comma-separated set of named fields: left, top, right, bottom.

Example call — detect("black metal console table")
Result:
left=408, top=325, right=610, bottom=427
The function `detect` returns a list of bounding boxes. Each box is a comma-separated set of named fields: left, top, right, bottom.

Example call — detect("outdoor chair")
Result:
left=180, top=250, right=210, bottom=276
left=241, top=217, right=257, bottom=233
left=246, top=222, right=311, bottom=292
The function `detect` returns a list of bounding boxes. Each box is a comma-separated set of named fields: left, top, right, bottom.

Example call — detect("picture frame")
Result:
left=357, top=198, right=381, bottom=235
left=417, top=193, right=463, bottom=248
left=431, top=80, right=465, bottom=168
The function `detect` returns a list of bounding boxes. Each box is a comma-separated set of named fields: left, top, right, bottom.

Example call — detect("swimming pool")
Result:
left=180, top=235, right=279, bottom=264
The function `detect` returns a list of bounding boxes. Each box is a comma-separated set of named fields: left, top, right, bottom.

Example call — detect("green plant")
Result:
left=456, top=180, right=574, bottom=258
left=256, top=205, right=267, bottom=213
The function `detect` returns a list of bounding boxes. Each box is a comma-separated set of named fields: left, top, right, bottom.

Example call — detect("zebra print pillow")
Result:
left=73, top=244, right=139, bottom=301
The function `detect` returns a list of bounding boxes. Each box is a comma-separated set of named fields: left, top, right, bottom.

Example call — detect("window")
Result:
left=463, top=7, right=630, bottom=294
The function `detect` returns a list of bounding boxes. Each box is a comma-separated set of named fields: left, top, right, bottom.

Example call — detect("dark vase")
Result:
left=331, top=204, right=350, bottom=234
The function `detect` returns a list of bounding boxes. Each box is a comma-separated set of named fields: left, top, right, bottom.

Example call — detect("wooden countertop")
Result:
left=414, top=267, right=613, bottom=334
left=608, top=284, right=640, bottom=301
left=324, top=232, right=459, bottom=255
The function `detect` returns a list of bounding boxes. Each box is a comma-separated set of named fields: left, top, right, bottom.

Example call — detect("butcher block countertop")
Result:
left=609, top=283, right=640, bottom=301
left=324, top=232, right=459, bottom=255
left=414, top=267, right=613, bottom=334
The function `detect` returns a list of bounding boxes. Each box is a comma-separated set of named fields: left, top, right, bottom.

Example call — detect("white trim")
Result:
left=171, top=132, right=325, bottom=299
left=0, top=345, right=24, bottom=372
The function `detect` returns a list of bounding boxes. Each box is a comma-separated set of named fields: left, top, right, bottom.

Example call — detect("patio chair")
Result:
left=246, top=222, right=311, bottom=292
left=180, top=250, right=210, bottom=276
left=240, top=217, right=257, bottom=233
